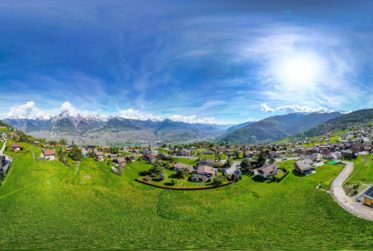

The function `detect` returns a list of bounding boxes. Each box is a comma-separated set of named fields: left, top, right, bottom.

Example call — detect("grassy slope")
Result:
left=346, top=155, right=373, bottom=185
left=1, top=143, right=373, bottom=249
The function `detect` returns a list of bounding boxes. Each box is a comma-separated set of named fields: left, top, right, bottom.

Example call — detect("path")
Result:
left=0, top=133, right=6, bottom=154
left=330, top=161, right=373, bottom=221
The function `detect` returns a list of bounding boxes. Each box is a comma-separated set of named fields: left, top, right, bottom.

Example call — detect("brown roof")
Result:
left=95, top=152, right=104, bottom=156
left=174, top=163, right=194, bottom=172
left=43, top=149, right=56, bottom=156
left=117, top=157, right=126, bottom=164
left=256, top=163, right=278, bottom=176
left=11, top=144, right=22, bottom=149
left=197, top=165, right=216, bottom=175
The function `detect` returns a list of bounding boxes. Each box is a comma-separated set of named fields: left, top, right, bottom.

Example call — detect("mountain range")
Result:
left=4, top=111, right=228, bottom=145
left=298, top=109, right=373, bottom=138
left=220, top=112, right=342, bottom=144
left=4, top=109, right=361, bottom=145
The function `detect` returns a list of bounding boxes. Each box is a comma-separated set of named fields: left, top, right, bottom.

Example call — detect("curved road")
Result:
left=330, top=161, right=373, bottom=221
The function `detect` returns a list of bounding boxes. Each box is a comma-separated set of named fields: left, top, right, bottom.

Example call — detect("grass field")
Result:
left=346, top=155, right=373, bottom=186
left=1, top=142, right=373, bottom=250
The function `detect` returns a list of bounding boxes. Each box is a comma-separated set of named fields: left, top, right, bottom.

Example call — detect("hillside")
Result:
left=221, top=112, right=341, bottom=144
left=1, top=142, right=373, bottom=249
left=300, top=109, right=373, bottom=137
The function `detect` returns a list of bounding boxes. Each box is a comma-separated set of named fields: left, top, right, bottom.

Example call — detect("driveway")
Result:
left=330, top=161, right=373, bottom=221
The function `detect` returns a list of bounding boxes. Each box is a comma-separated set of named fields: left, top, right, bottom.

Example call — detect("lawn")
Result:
left=346, top=155, right=373, bottom=186
left=0, top=142, right=373, bottom=250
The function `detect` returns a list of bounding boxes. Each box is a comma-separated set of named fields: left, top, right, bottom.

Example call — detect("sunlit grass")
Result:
left=0, top=142, right=372, bottom=250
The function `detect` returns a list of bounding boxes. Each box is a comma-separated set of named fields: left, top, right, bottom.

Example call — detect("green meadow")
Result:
left=1, top=142, right=373, bottom=250
left=346, top=155, right=373, bottom=186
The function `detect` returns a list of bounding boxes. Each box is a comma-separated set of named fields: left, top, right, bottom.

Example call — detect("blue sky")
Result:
left=1, top=0, right=373, bottom=124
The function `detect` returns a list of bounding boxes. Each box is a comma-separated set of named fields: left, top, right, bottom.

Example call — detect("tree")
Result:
left=257, top=150, right=268, bottom=167
left=224, top=158, right=233, bottom=168
left=240, top=158, right=253, bottom=174
left=212, top=176, right=224, bottom=186
left=58, top=138, right=67, bottom=145
left=109, top=146, right=119, bottom=154
left=57, top=147, right=64, bottom=161
left=68, top=145, right=83, bottom=161
left=234, top=151, right=240, bottom=159
left=174, top=169, right=188, bottom=179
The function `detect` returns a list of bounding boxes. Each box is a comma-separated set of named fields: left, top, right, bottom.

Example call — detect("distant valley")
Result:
left=5, top=110, right=370, bottom=145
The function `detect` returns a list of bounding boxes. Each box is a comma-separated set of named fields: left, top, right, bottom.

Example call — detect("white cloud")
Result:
left=7, top=101, right=50, bottom=119
left=118, top=109, right=163, bottom=121
left=276, top=105, right=331, bottom=113
left=117, top=108, right=217, bottom=124
left=260, top=103, right=275, bottom=113
left=260, top=103, right=333, bottom=113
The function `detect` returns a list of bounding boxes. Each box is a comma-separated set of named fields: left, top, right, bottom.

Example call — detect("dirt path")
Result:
left=330, top=161, right=373, bottom=221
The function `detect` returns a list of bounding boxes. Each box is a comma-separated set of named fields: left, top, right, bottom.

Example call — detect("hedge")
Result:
left=135, top=178, right=235, bottom=190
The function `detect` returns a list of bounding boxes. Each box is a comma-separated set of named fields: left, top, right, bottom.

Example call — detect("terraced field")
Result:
left=0, top=143, right=373, bottom=250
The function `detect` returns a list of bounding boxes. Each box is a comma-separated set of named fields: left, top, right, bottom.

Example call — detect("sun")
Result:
left=274, top=52, right=323, bottom=89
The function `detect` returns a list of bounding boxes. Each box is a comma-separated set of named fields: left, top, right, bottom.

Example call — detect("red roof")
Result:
left=43, top=149, right=55, bottom=156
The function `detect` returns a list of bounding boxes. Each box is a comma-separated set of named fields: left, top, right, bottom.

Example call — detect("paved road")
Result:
left=330, top=161, right=373, bottom=221
left=0, top=133, right=6, bottom=154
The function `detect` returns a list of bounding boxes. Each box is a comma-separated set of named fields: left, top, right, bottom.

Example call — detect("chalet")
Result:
left=49, top=141, right=58, bottom=146
left=198, top=158, right=215, bottom=167
left=125, top=155, right=136, bottom=162
left=95, top=152, right=104, bottom=162
left=189, top=173, right=209, bottom=182
left=174, top=163, right=194, bottom=173
left=42, top=149, right=56, bottom=160
left=115, top=157, right=126, bottom=169
left=223, top=164, right=241, bottom=180
left=0, top=155, right=6, bottom=168
left=0, top=154, right=9, bottom=174
left=196, top=165, right=217, bottom=177
left=10, top=144, right=22, bottom=152
left=143, top=153, right=156, bottom=163
left=201, top=150, right=214, bottom=155
left=294, top=159, right=314, bottom=175
left=361, top=186, right=373, bottom=207
left=254, top=163, right=278, bottom=179
left=341, top=149, right=355, bottom=159
left=179, top=149, right=191, bottom=156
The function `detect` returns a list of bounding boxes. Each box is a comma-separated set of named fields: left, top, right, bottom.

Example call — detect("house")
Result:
left=0, top=155, right=6, bottom=168
left=341, top=149, right=355, bottom=159
left=143, top=153, right=157, bottom=163
left=42, top=149, right=56, bottom=160
left=254, top=163, right=278, bottom=179
left=189, top=173, right=209, bottom=182
left=174, top=163, right=194, bottom=173
left=0, top=154, right=9, bottom=174
left=294, top=159, right=314, bottom=175
left=114, top=157, right=126, bottom=169
left=179, top=149, right=191, bottom=156
left=196, top=165, right=217, bottom=177
left=95, top=152, right=104, bottom=162
left=223, top=164, right=242, bottom=180
left=198, top=158, right=216, bottom=167
left=10, top=144, right=22, bottom=152
left=361, top=186, right=373, bottom=207
left=49, top=141, right=58, bottom=146
left=125, top=154, right=136, bottom=162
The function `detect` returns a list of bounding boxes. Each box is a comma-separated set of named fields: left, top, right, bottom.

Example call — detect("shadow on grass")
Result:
left=251, top=175, right=271, bottom=183
left=292, top=169, right=307, bottom=177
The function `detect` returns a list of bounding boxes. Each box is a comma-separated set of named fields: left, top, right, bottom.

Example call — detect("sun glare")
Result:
left=274, top=52, right=323, bottom=89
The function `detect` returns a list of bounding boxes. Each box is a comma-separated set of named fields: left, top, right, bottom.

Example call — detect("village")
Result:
left=1, top=123, right=373, bottom=209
